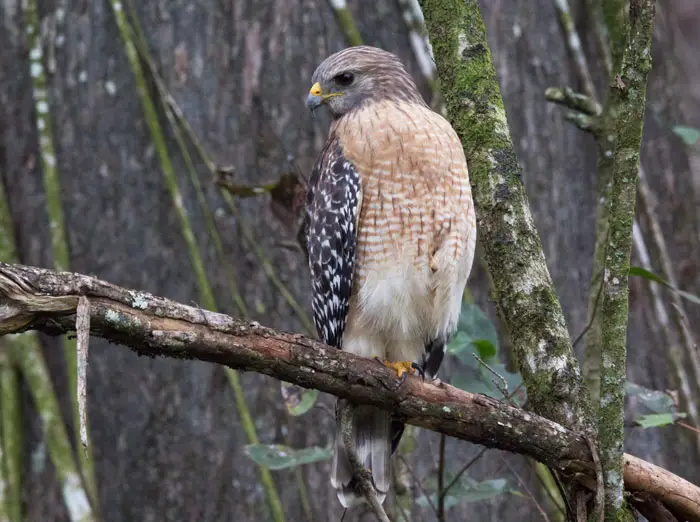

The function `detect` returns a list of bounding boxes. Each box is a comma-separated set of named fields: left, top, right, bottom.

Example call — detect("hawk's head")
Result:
left=307, top=46, right=425, bottom=119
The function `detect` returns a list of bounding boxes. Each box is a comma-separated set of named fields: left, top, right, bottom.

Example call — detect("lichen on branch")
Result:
left=597, top=1, right=657, bottom=520
left=417, top=0, right=591, bottom=431
left=1, top=262, right=699, bottom=521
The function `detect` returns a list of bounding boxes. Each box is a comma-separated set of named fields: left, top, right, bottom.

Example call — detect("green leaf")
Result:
left=472, top=339, right=497, bottom=360
left=416, top=477, right=517, bottom=509
left=672, top=125, right=700, bottom=146
left=449, top=303, right=500, bottom=363
left=243, top=444, right=332, bottom=470
left=625, top=382, right=688, bottom=429
left=629, top=266, right=700, bottom=305
left=625, top=382, right=675, bottom=414
left=447, top=302, right=524, bottom=403
left=280, top=382, right=318, bottom=416
left=635, top=413, right=679, bottom=429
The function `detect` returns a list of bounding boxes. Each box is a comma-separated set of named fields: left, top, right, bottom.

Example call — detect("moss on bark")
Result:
left=601, top=0, right=628, bottom=72
left=583, top=121, right=615, bottom=407
left=597, top=1, right=656, bottom=520
left=418, top=0, right=591, bottom=431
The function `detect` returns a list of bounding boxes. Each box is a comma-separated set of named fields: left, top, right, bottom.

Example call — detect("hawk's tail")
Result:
left=331, top=400, right=392, bottom=508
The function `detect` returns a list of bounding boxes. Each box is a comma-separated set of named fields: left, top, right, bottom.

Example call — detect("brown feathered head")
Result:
left=307, top=46, right=426, bottom=118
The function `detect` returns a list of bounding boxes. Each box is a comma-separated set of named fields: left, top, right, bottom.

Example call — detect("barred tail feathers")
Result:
left=331, top=400, right=391, bottom=508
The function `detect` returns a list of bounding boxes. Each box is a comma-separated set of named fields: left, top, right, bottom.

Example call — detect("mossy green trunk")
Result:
left=419, top=0, right=591, bottom=431
left=597, top=1, right=656, bottom=520
left=583, top=127, right=615, bottom=407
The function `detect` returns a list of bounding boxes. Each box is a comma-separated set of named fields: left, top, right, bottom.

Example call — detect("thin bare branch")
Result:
left=398, top=455, right=438, bottom=516
left=500, top=456, right=550, bottom=522
left=552, top=0, right=597, bottom=98
left=76, top=296, right=90, bottom=457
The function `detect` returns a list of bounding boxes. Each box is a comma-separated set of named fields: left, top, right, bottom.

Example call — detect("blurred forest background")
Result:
left=1, top=0, right=699, bottom=521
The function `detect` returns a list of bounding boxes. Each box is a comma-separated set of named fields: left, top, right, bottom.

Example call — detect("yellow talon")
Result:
left=383, top=360, right=416, bottom=379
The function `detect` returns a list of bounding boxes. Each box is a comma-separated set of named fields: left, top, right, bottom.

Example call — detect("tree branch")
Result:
left=597, top=1, right=656, bottom=519
left=1, top=262, right=699, bottom=521
left=0, top=262, right=590, bottom=471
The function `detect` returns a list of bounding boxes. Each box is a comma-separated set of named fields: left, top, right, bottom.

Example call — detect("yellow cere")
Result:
left=309, top=82, right=322, bottom=96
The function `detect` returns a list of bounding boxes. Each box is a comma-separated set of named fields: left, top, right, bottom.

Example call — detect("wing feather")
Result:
left=304, top=135, right=361, bottom=348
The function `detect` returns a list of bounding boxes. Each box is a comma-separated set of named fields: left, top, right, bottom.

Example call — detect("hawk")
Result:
left=303, top=46, right=476, bottom=508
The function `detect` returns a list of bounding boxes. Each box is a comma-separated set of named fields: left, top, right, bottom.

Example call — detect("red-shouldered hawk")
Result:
left=303, top=46, right=476, bottom=508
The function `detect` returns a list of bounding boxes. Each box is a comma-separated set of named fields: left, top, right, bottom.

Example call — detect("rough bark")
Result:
left=597, top=2, right=656, bottom=519
left=0, top=262, right=593, bottom=473
left=1, top=261, right=700, bottom=522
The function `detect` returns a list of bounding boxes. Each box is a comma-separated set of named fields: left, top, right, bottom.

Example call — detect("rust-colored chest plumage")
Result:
left=332, top=100, right=473, bottom=285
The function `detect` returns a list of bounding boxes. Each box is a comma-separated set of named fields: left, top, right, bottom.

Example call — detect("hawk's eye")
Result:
left=334, top=72, right=354, bottom=87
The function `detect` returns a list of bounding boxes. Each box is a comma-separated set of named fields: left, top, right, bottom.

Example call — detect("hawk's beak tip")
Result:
left=307, top=93, right=323, bottom=111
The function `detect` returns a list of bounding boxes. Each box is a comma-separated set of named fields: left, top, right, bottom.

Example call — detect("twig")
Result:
left=552, top=0, right=597, bottom=98
left=473, top=354, right=511, bottom=402
left=677, top=421, right=700, bottom=435
left=585, top=435, right=605, bottom=522
left=340, top=404, right=390, bottom=522
left=572, top=268, right=605, bottom=349
left=437, top=434, right=446, bottom=521
left=441, top=447, right=487, bottom=497
left=396, top=0, right=443, bottom=111
left=398, top=455, right=438, bottom=516
left=585, top=0, right=613, bottom=76
left=76, top=296, right=90, bottom=457
left=500, top=456, right=551, bottom=522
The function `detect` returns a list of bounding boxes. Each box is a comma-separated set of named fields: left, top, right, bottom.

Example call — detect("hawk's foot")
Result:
left=383, top=360, right=417, bottom=384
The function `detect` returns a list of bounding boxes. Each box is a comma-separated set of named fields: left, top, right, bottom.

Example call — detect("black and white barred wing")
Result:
left=304, top=137, right=361, bottom=348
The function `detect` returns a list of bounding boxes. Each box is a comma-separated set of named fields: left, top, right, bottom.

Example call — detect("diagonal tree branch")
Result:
left=0, top=262, right=589, bottom=470
left=1, top=262, right=699, bottom=521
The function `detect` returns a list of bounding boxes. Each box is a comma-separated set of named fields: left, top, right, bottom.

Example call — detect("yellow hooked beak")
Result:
left=307, top=82, right=343, bottom=110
